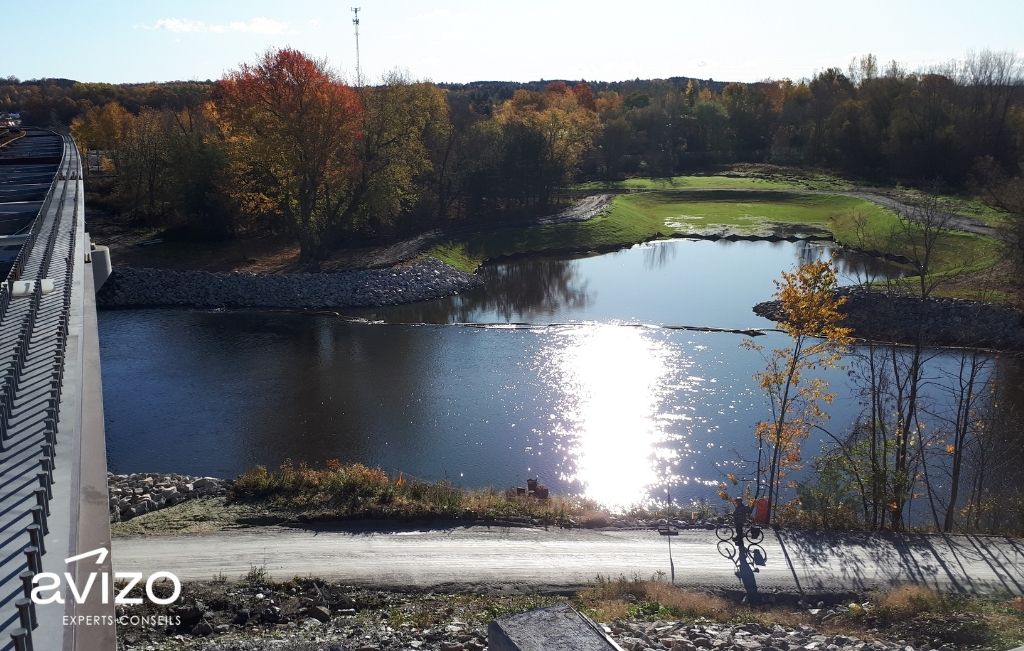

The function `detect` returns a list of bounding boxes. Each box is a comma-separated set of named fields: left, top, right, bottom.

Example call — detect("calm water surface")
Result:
left=100, top=239, right=1007, bottom=507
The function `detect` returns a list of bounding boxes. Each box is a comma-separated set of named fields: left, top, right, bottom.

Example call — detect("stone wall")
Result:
left=754, top=288, right=1024, bottom=351
left=96, top=258, right=482, bottom=310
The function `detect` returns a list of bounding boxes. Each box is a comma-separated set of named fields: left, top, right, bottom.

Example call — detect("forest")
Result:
left=2, top=50, right=1021, bottom=262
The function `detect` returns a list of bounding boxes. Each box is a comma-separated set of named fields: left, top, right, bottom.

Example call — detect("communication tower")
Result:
left=352, top=7, right=362, bottom=85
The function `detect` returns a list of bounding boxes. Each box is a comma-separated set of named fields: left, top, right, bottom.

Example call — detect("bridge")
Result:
left=0, top=128, right=114, bottom=650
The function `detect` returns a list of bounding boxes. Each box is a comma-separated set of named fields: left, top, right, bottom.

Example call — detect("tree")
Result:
left=216, top=48, right=362, bottom=259
left=70, top=101, right=132, bottom=174
left=493, top=84, right=599, bottom=208
left=342, top=74, right=451, bottom=238
left=748, top=260, right=853, bottom=521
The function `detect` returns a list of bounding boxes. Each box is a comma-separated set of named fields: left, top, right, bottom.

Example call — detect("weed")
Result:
left=244, top=564, right=270, bottom=586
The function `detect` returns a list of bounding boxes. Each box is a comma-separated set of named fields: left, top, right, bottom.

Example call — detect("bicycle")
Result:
left=715, top=523, right=764, bottom=545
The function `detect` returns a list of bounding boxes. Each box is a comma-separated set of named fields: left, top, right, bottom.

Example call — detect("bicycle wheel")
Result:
left=717, top=540, right=737, bottom=560
left=746, top=543, right=767, bottom=566
left=745, top=527, right=764, bottom=544
left=715, top=524, right=734, bottom=541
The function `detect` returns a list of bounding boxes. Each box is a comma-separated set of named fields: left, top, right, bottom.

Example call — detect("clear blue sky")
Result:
left=4, top=0, right=1022, bottom=84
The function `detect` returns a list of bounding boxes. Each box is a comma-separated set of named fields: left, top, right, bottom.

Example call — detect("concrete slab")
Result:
left=488, top=604, right=624, bottom=651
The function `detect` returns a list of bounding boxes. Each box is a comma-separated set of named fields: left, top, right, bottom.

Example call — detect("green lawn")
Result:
left=428, top=189, right=1001, bottom=287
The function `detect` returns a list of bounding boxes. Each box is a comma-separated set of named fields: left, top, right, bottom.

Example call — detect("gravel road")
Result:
left=112, top=525, right=1024, bottom=595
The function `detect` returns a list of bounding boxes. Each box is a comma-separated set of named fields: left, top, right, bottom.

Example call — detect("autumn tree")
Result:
left=70, top=101, right=132, bottom=174
left=748, top=260, right=853, bottom=521
left=216, top=48, right=362, bottom=259
left=342, top=74, right=451, bottom=238
left=493, top=84, right=599, bottom=208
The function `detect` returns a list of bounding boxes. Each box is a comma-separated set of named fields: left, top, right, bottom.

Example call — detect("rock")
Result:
left=231, top=609, right=250, bottom=625
left=96, top=259, right=483, bottom=312
left=303, top=605, right=331, bottom=622
left=109, top=472, right=231, bottom=522
left=754, top=288, right=1024, bottom=352
left=193, top=477, right=220, bottom=493
left=192, top=621, right=213, bottom=636
left=259, top=606, right=282, bottom=624
left=170, top=603, right=204, bottom=627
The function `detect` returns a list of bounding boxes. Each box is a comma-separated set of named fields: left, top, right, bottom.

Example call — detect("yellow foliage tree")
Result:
left=747, top=260, right=853, bottom=521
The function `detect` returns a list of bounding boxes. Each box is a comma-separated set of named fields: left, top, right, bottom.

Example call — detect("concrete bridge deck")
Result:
left=0, top=129, right=113, bottom=650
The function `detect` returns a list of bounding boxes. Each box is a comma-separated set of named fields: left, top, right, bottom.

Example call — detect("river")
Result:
left=98, top=239, right=1020, bottom=509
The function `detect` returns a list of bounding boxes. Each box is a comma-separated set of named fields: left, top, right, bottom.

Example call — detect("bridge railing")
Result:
left=0, top=134, right=96, bottom=650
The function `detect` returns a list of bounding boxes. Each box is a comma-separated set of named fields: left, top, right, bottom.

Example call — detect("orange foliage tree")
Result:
left=747, top=260, right=853, bottom=521
left=216, top=48, right=362, bottom=259
left=493, top=83, right=600, bottom=207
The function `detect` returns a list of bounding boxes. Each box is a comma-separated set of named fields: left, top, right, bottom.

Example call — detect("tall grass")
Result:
left=230, top=461, right=613, bottom=526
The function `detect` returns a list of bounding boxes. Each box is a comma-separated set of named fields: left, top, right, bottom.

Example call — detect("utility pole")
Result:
left=351, top=7, right=362, bottom=86
left=658, top=487, right=678, bottom=584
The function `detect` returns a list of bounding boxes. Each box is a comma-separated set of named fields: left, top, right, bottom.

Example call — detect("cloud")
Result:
left=139, top=17, right=292, bottom=35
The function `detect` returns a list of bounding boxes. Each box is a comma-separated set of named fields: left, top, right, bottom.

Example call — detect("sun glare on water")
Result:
left=540, top=324, right=686, bottom=509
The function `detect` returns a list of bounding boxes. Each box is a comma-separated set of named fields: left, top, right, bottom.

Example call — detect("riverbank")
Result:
left=109, top=464, right=713, bottom=536
left=754, top=287, right=1024, bottom=352
left=96, top=257, right=482, bottom=309
left=109, top=472, right=230, bottom=521
left=114, top=576, right=1024, bottom=651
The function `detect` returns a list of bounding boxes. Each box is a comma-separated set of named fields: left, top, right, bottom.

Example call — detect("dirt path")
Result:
left=112, top=525, right=1024, bottom=595
left=846, top=189, right=999, bottom=238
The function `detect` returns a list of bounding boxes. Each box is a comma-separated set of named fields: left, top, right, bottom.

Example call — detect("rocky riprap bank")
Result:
left=96, top=258, right=482, bottom=310
left=118, top=580, right=926, bottom=651
left=610, top=619, right=932, bottom=651
left=754, top=287, right=1024, bottom=351
left=109, top=472, right=229, bottom=522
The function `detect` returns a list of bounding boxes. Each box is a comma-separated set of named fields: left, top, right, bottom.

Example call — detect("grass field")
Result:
left=428, top=189, right=1001, bottom=290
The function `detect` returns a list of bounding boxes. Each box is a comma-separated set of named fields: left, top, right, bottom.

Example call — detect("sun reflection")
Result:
left=539, top=324, right=688, bottom=509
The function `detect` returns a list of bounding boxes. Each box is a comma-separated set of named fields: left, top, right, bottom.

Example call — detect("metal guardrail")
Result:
left=0, top=130, right=95, bottom=650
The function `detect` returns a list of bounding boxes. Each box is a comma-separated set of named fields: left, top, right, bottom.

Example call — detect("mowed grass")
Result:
left=428, top=190, right=1000, bottom=287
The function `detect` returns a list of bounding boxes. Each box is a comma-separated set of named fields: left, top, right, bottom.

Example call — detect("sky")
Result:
left=3, top=0, right=1023, bottom=85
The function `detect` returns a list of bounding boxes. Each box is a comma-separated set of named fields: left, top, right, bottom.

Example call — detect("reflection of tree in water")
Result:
left=792, top=240, right=909, bottom=284
left=966, top=356, right=1024, bottom=533
left=641, top=241, right=678, bottom=271
left=360, top=258, right=591, bottom=323
left=469, top=259, right=590, bottom=322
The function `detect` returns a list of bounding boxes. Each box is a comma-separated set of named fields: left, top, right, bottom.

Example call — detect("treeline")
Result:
left=66, top=50, right=606, bottom=257
left=0, top=76, right=213, bottom=126
left=6, top=50, right=1021, bottom=257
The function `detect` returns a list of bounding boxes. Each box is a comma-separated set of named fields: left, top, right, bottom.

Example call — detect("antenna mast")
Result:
left=351, top=7, right=362, bottom=85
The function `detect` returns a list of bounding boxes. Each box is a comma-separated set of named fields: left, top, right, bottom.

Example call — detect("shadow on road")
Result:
left=771, top=528, right=1024, bottom=595
left=717, top=537, right=764, bottom=602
